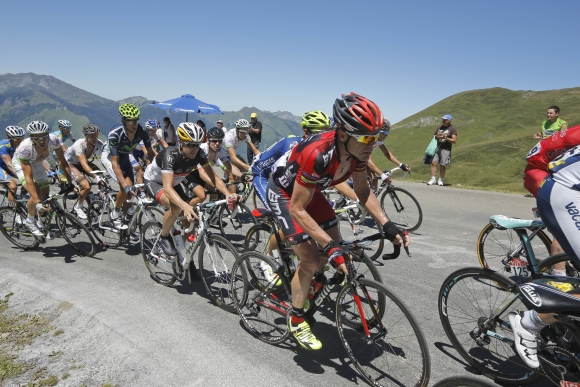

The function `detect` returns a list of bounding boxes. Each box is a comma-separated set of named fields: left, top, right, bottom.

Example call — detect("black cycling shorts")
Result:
left=145, top=180, right=190, bottom=206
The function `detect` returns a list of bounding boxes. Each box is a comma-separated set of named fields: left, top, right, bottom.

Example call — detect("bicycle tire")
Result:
left=87, top=200, right=122, bottom=248
left=137, top=206, right=164, bottom=232
left=336, top=277, right=430, bottom=387
left=141, top=221, right=176, bottom=286
left=438, top=267, right=542, bottom=385
left=62, top=188, right=91, bottom=223
left=338, top=214, right=384, bottom=261
left=55, top=211, right=97, bottom=257
left=0, top=206, right=40, bottom=250
left=231, top=251, right=291, bottom=345
left=380, top=186, right=423, bottom=232
left=538, top=253, right=580, bottom=277
left=477, top=223, right=551, bottom=276
left=244, top=223, right=273, bottom=253
left=198, top=233, right=240, bottom=313
left=432, top=375, right=497, bottom=387
left=218, top=202, right=257, bottom=252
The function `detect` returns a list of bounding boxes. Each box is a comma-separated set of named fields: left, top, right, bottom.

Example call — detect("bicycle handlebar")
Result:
left=341, top=230, right=410, bottom=260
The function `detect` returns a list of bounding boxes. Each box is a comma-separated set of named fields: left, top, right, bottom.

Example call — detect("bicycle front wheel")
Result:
left=477, top=223, right=551, bottom=275
left=432, top=375, right=497, bottom=387
left=438, top=267, right=542, bottom=385
left=380, top=187, right=423, bottom=232
left=56, top=211, right=97, bottom=257
left=336, top=278, right=430, bottom=387
left=87, top=200, right=122, bottom=248
left=0, top=206, right=40, bottom=250
left=218, top=202, right=257, bottom=252
left=141, top=221, right=176, bottom=286
left=198, top=234, right=240, bottom=313
left=62, top=188, right=90, bottom=224
left=338, top=215, right=384, bottom=261
left=231, top=251, right=291, bottom=345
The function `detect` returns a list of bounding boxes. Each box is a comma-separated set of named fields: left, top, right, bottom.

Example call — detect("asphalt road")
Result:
left=0, top=180, right=552, bottom=387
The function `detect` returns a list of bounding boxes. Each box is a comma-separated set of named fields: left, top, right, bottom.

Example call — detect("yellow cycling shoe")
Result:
left=288, top=319, right=322, bottom=350
left=547, top=281, right=575, bottom=292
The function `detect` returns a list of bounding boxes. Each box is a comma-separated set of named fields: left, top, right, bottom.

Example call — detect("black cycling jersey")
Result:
left=108, top=124, right=152, bottom=157
left=144, top=146, right=209, bottom=185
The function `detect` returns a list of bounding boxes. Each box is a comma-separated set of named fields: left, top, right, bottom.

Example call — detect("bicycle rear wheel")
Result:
left=62, top=188, right=90, bottom=224
left=0, top=206, right=40, bottom=250
left=56, top=211, right=97, bottom=257
left=218, top=202, right=257, bottom=252
left=141, top=221, right=176, bottom=286
left=336, top=278, right=430, bottom=387
left=244, top=223, right=273, bottom=254
left=432, top=375, right=497, bottom=387
left=231, top=251, right=291, bottom=345
left=198, top=234, right=240, bottom=313
left=87, top=200, right=122, bottom=248
left=477, top=223, right=551, bottom=276
left=438, top=267, right=542, bottom=385
left=380, top=186, right=423, bottom=232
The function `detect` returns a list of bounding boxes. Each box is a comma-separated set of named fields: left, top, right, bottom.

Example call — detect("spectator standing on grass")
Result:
left=247, top=112, right=262, bottom=163
left=428, top=114, right=457, bottom=186
left=163, top=117, right=176, bottom=146
left=533, top=105, right=568, bottom=139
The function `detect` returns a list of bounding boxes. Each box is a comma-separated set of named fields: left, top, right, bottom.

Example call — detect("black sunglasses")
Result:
left=209, top=139, right=223, bottom=143
left=183, top=142, right=201, bottom=148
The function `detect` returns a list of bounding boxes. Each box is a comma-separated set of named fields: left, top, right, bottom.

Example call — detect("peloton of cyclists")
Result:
left=0, top=126, right=26, bottom=204
left=12, top=121, right=72, bottom=241
left=224, top=119, right=260, bottom=193
left=267, top=92, right=408, bottom=350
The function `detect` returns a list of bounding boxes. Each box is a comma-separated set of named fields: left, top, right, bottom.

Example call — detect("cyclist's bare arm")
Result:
left=76, top=153, right=97, bottom=179
left=223, top=160, right=242, bottom=179
left=145, top=146, right=156, bottom=163
left=55, top=149, right=72, bottom=183
left=199, top=163, right=230, bottom=198
left=333, top=181, right=357, bottom=201
left=248, top=141, right=260, bottom=156
left=289, top=183, right=334, bottom=247
left=367, top=156, right=383, bottom=176
left=351, top=169, right=407, bottom=246
left=110, top=155, right=129, bottom=189
left=161, top=172, right=196, bottom=221
left=1, top=154, right=16, bottom=176
left=226, top=147, right=249, bottom=171
left=20, top=161, right=38, bottom=202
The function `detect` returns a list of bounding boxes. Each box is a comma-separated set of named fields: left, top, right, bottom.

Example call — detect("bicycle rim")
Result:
left=141, top=221, right=176, bottom=286
left=218, top=203, right=257, bottom=252
left=336, top=278, right=430, bottom=387
left=0, top=206, right=39, bottom=249
left=438, top=268, right=542, bottom=384
left=87, top=200, right=122, bottom=248
left=477, top=224, right=551, bottom=277
left=56, top=212, right=96, bottom=257
left=198, top=234, right=240, bottom=313
left=338, top=215, right=384, bottom=261
left=231, top=251, right=291, bottom=344
left=244, top=223, right=273, bottom=254
left=381, top=187, right=423, bottom=232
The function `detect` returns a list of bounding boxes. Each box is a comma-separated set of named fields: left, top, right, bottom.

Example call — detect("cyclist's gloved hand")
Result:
left=399, top=163, right=410, bottom=172
left=323, top=240, right=346, bottom=269
left=95, top=176, right=103, bottom=185
left=382, top=220, right=403, bottom=243
left=380, top=173, right=389, bottom=181
left=243, top=173, right=253, bottom=183
left=227, top=195, right=237, bottom=211
left=124, top=185, right=133, bottom=196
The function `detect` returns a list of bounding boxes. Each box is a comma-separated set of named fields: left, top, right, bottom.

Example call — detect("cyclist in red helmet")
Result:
left=267, top=93, right=409, bottom=350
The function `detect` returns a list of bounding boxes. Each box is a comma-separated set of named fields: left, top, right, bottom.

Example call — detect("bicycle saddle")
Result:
left=489, top=215, right=544, bottom=230
left=518, top=282, right=580, bottom=315
left=251, top=208, right=274, bottom=218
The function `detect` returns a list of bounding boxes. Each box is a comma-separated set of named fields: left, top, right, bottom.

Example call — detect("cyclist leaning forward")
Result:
left=12, top=121, right=72, bottom=241
left=64, top=124, right=104, bottom=220
left=267, top=93, right=408, bottom=350
left=0, top=126, right=26, bottom=204
left=102, top=103, right=155, bottom=230
left=144, top=123, right=234, bottom=260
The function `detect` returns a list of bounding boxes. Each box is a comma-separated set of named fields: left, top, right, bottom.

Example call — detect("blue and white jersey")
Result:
left=549, top=145, right=580, bottom=191
left=107, top=124, right=151, bottom=157
left=0, top=140, right=16, bottom=173
left=252, top=136, right=300, bottom=175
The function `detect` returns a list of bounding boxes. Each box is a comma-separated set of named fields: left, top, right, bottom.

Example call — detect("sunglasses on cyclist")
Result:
left=209, top=139, right=223, bottom=143
left=380, top=130, right=389, bottom=136
left=125, top=119, right=139, bottom=124
left=182, top=142, right=201, bottom=149
left=31, top=134, right=49, bottom=142
left=345, top=131, right=380, bottom=144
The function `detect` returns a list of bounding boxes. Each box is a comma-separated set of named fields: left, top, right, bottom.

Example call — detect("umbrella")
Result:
left=150, top=94, right=223, bottom=121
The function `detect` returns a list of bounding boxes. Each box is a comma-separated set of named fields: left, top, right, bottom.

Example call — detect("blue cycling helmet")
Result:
left=58, top=119, right=72, bottom=129
left=145, top=119, right=159, bottom=130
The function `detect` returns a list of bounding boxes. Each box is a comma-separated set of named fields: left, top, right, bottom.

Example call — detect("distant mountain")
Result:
left=0, top=73, right=302, bottom=147
left=383, top=87, right=580, bottom=192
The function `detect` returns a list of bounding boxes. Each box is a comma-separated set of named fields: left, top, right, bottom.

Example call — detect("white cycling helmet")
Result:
left=177, top=122, right=204, bottom=143
left=83, top=123, right=100, bottom=136
left=26, top=121, right=50, bottom=135
left=235, top=119, right=250, bottom=129
left=5, top=126, right=26, bottom=138
left=58, top=119, right=72, bottom=129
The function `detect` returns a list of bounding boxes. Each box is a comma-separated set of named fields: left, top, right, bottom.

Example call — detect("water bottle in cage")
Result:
left=124, top=207, right=136, bottom=223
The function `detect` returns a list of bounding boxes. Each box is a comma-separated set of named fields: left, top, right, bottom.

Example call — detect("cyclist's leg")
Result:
left=0, top=168, right=17, bottom=203
left=114, top=156, right=135, bottom=214
left=70, top=164, right=90, bottom=204
left=252, top=169, right=270, bottom=210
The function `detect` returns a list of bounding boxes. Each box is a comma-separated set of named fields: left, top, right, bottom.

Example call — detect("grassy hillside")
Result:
left=377, top=87, right=580, bottom=193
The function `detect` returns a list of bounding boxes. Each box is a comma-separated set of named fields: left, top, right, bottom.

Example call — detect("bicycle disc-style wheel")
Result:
left=380, top=186, right=423, bottom=232
left=141, top=221, right=176, bottom=286
left=336, top=278, right=430, bottom=387
left=477, top=223, right=551, bottom=276
left=198, top=234, right=240, bottom=313
left=231, top=251, right=291, bottom=345
left=55, top=211, right=97, bottom=257
left=218, top=202, right=257, bottom=252
left=438, top=267, right=542, bottom=385
left=432, top=375, right=497, bottom=387
left=87, top=200, right=122, bottom=248
left=0, top=206, right=40, bottom=250
left=338, top=214, right=384, bottom=261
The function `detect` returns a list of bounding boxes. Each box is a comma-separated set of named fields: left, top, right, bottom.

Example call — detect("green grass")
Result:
left=381, top=86, right=580, bottom=193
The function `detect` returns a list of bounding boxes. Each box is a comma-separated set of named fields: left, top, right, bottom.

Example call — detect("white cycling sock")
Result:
left=521, top=310, right=548, bottom=332
left=551, top=269, right=567, bottom=277
left=27, top=216, right=35, bottom=223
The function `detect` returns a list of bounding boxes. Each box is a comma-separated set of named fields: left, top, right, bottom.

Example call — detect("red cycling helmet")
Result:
left=333, top=92, right=384, bottom=135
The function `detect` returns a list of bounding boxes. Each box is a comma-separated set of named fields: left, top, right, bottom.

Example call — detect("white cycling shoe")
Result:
left=509, top=311, right=539, bottom=368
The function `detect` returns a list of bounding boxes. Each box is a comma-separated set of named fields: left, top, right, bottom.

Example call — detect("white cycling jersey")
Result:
left=13, top=135, right=61, bottom=165
left=549, top=145, right=580, bottom=191
left=200, top=143, right=229, bottom=166
left=224, top=128, right=250, bottom=149
left=65, top=138, right=104, bottom=164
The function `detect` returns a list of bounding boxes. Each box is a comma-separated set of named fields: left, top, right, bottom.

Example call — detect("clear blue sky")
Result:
left=1, top=0, right=579, bottom=123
